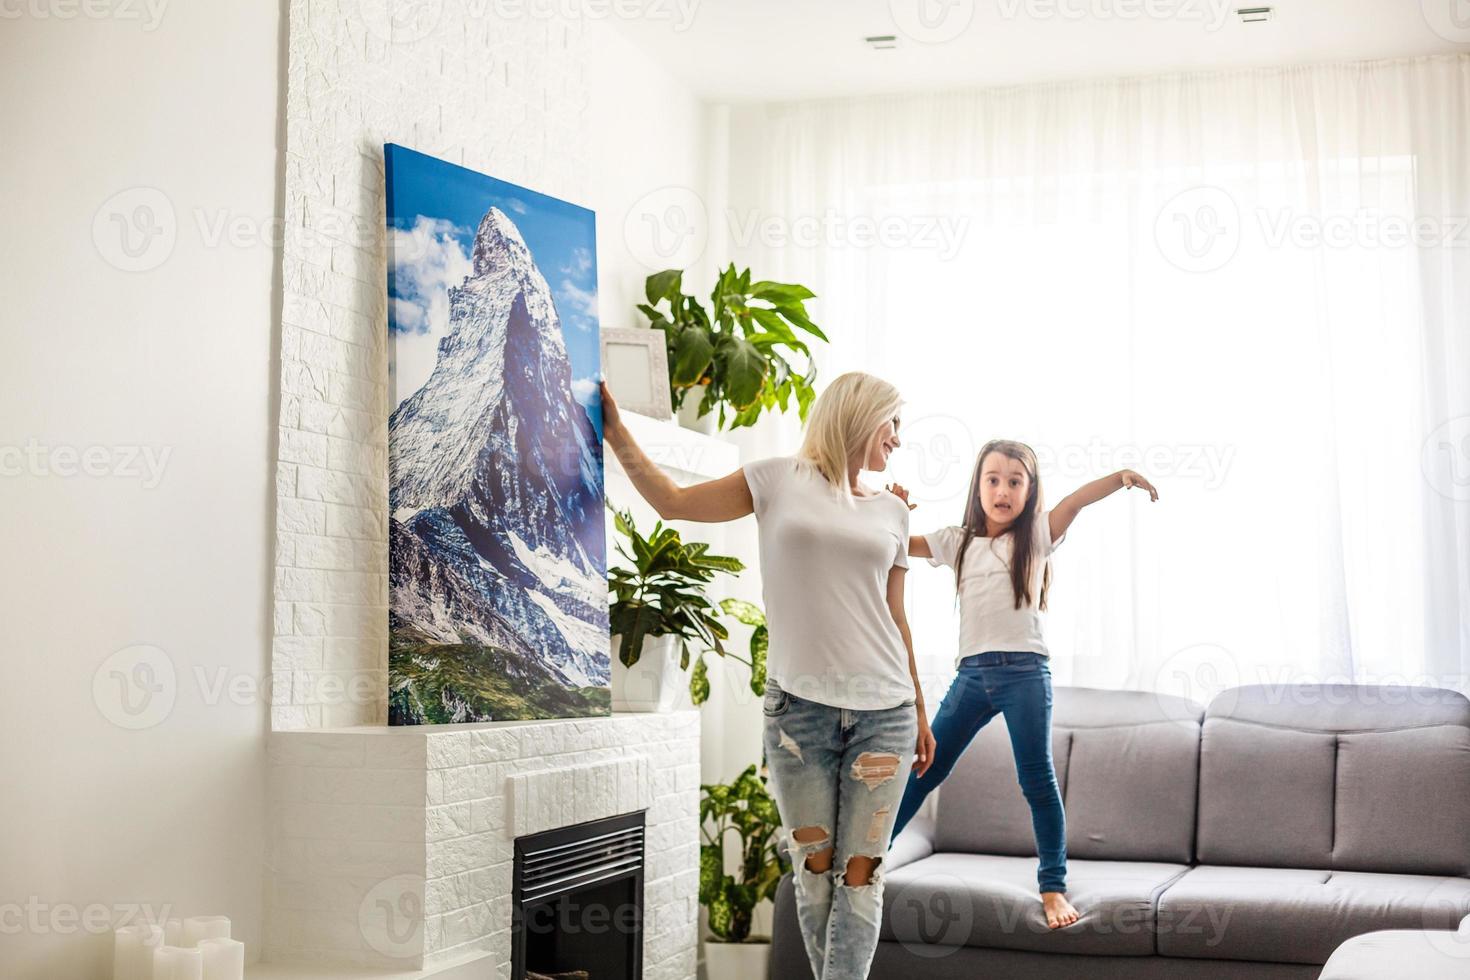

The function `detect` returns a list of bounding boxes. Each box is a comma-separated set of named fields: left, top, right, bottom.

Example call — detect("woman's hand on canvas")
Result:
left=599, top=380, right=624, bottom=443
left=1118, top=469, right=1159, bottom=501
left=913, top=706, right=936, bottom=777
left=885, top=482, right=917, bottom=510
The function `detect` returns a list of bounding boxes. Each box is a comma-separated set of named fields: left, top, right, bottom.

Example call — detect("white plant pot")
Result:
left=676, top=390, right=717, bottom=434
left=610, top=633, right=689, bottom=713
left=703, top=938, right=770, bottom=980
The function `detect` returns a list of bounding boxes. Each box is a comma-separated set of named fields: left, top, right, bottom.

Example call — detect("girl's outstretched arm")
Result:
left=601, top=381, right=755, bottom=523
left=883, top=483, right=931, bottom=557
left=1049, top=469, right=1159, bottom=541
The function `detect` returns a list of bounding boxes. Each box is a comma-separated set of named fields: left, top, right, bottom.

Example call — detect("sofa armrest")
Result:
left=1461, top=913, right=1470, bottom=936
left=886, top=811, right=935, bottom=873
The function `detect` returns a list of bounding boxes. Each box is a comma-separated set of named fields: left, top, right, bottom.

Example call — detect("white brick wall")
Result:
left=267, top=711, right=700, bottom=978
left=272, top=0, right=594, bottom=730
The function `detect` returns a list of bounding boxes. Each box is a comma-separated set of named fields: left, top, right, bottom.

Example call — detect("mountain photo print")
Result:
left=383, top=144, right=609, bottom=724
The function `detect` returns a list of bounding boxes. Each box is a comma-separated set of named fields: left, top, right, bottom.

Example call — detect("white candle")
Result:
left=112, top=923, right=161, bottom=980
left=152, top=945, right=203, bottom=980
left=197, top=938, right=244, bottom=980
left=163, top=919, right=184, bottom=947
left=182, top=916, right=230, bottom=947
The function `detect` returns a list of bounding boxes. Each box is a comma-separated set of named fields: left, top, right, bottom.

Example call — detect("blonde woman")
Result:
left=599, top=371, right=934, bottom=980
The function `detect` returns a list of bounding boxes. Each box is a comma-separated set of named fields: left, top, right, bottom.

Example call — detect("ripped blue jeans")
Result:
left=763, top=679, right=917, bottom=980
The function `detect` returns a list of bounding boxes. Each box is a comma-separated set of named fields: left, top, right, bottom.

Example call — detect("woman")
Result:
left=600, top=371, right=935, bottom=979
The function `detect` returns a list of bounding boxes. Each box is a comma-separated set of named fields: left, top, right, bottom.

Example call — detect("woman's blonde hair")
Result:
left=797, top=371, right=903, bottom=500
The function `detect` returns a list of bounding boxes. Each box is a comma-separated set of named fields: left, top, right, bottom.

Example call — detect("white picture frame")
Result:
left=600, top=328, right=673, bottom=420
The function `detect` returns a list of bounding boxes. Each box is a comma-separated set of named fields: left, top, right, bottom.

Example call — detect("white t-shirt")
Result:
left=743, top=456, right=915, bottom=710
left=924, top=514, right=1063, bottom=666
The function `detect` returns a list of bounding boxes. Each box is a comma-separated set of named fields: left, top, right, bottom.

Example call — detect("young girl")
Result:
left=887, top=439, right=1158, bottom=930
left=601, top=371, right=935, bottom=980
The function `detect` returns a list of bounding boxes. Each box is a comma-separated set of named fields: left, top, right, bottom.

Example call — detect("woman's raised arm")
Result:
left=600, top=381, right=755, bottom=523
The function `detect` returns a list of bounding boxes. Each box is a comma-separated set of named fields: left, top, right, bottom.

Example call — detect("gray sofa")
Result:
left=771, top=684, right=1470, bottom=978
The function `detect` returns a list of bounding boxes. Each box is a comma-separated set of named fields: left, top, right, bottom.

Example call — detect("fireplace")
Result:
left=512, top=810, right=646, bottom=980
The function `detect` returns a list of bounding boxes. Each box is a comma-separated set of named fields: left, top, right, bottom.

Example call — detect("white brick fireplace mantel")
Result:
left=265, top=710, right=699, bottom=979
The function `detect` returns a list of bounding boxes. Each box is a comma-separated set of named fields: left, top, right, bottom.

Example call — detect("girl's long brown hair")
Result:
left=953, top=440, right=1051, bottom=610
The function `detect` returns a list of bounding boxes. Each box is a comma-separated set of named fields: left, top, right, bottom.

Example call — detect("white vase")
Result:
left=703, top=938, right=770, bottom=980
left=610, top=633, right=689, bottom=712
left=676, top=390, right=717, bottom=434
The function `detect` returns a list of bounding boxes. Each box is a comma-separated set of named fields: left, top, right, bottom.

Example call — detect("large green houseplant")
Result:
left=607, top=506, right=743, bottom=670
left=689, top=599, right=768, bottom=706
left=700, top=764, right=789, bottom=945
left=639, top=265, right=827, bottom=430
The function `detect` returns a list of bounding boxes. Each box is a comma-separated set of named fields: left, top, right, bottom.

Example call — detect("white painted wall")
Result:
left=0, top=4, right=713, bottom=979
left=0, top=2, right=281, bottom=978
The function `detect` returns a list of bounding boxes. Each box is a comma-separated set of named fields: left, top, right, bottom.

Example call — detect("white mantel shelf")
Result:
left=611, top=410, right=740, bottom=482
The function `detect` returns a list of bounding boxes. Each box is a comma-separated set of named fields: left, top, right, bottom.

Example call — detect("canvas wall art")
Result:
left=383, top=143, right=609, bottom=724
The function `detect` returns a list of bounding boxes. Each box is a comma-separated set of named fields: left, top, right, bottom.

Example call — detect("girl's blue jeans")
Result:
left=890, top=650, right=1068, bottom=894
left=762, top=678, right=917, bottom=980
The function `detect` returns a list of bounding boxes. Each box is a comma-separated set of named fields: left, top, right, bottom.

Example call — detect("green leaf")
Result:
left=718, top=598, right=766, bottom=627
left=670, top=328, right=715, bottom=387
left=749, top=625, right=768, bottom=696
left=646, top=269, right=682, bottom=305
left=720, top=338, right=767, bottom=409
left=698, top=844, right=723, bottom=904
left=749, top=281, right=815, bottom=303
left=690, top=655, right=710, bottom=705
left=617, top=603, right=661, bottom=667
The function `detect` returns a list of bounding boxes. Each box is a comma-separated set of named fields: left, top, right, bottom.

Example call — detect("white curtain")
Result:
left=713, top=55, right=1470, bottom=709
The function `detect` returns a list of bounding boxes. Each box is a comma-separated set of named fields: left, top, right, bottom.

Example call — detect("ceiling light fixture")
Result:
left=864, top=35, right=899, bottom=50
left=1235, top=6, right=1273, bottom=23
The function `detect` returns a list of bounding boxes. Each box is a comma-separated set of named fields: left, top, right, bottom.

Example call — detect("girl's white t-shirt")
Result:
left=924, top=515, right=1063, bottom=666
left=743, top=456, right=915, bottom=711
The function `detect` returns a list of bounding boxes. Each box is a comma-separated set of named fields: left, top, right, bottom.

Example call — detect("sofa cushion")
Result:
left=880, top=853, right=1189, bottom=957
left=934, top=687, right=1203, bottom=864
left=1320, top=925, right=1470, bottom=980
left=1155, top=865, right=1470, bottom=964
left=1197, top=684, right=1470, bottom=876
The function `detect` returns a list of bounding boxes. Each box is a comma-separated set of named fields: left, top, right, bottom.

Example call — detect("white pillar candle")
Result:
left=163, top=919, right=184, bottom=947
left=197, top=938, right=244, bottom=980
left=152, top=945, right=203, bottom=980
left=112, top=923, right=161, bottom=980
left=182, top=916, right=230, bottom=947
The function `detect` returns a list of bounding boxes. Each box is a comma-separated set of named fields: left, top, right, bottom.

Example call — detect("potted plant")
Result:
left=689, top=599, right=768, bottom=706
left=700, top=764, right=789, bottom=980
left=607, top=506, right=743, bottom=712
left=638, top=265, right=827, bottom=432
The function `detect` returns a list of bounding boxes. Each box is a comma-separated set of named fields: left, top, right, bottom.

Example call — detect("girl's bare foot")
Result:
left=1042, top=891, right=1079, bottom=928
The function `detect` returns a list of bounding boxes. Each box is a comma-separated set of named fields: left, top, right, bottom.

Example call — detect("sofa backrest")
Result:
left=933, top=686, right=1204, bottom=864
left=1196, top=684, right=1470, bottom=876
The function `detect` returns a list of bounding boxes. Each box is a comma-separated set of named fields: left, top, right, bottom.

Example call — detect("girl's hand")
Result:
left=1119, top=470, right=1159, bottom=502
left=885, top=483, right=917, bottom=510
left=913, top=706, right=936, bottom=777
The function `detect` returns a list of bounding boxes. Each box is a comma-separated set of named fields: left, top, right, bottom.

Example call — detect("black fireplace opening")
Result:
left=512, top=810, right=645, bottom=980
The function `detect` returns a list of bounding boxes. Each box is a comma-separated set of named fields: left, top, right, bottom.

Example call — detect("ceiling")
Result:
left=610, top=0, right=1470, bottom=102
